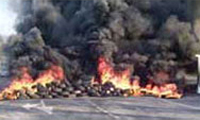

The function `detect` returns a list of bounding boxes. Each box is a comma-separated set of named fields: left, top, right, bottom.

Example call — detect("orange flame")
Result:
left=93, top=56, right=182, bottom=99
left=0, top=65, right=64, bottom=100
left=97, top=57, right=132, bottom=89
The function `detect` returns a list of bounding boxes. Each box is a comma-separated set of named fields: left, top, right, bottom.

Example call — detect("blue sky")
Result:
left=0, top=0, right=17, bottom=37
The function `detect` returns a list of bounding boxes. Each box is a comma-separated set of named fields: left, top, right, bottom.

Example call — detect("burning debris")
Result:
left=1, top=0, right=199, bottom=100
left=0, top=65, right=64, bottom=100
left=92, top=57, right=182, bottom=99
left=0, top=56, right=182, bottom=100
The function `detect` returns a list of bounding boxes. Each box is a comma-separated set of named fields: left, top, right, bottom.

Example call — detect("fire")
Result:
left=93, top=56, right=182, bottom=99
left=0, top=56, right=182, bottom=100
left=0, top=65, right=64, bottom=100
left=97, top=57, right=132, bottom=89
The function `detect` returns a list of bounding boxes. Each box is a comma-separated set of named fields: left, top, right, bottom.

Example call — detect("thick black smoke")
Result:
left=15, top=0, right=198, bottom=56
left=8, top=0, right=200, bottom=85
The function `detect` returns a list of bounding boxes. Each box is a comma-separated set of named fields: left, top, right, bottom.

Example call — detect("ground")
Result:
left=0, top=96, right=199, bottom=120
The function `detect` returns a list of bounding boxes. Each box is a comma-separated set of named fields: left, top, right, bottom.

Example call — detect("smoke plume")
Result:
left=7, top=0, right=200, bottom=85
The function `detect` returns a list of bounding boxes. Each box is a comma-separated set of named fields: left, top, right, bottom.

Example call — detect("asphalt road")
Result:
left=0, top=96, right=199, bottom=120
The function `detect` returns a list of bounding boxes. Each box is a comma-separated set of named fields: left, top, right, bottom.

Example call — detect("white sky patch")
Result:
left=0, top=0, right=17, bottom=37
